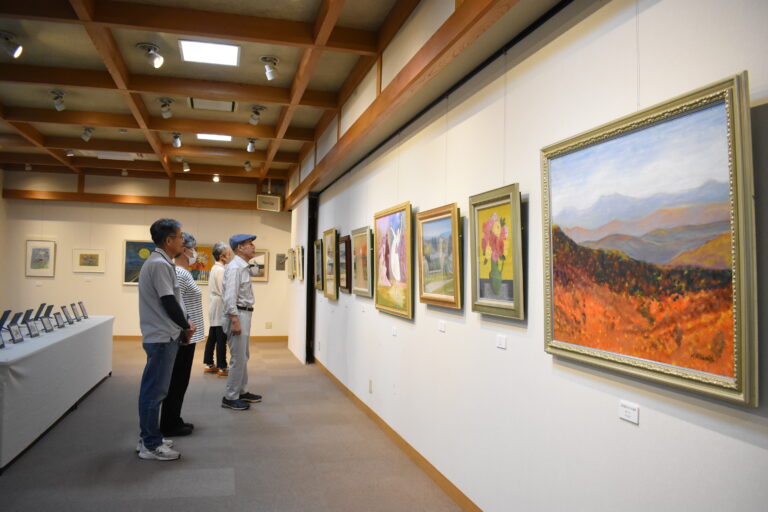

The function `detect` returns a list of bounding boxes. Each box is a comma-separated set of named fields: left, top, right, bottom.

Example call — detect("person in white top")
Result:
left=160, top=232, right=205, bottom=437
left=203, top=241, right=231, bottom=376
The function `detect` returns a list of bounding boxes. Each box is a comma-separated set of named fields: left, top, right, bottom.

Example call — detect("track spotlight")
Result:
left=213, top=174, right=220, bottom=183
left=81, top=126, right=94, bottom=142
left=182, top=161, right=190, bottom=173
left=24, top=163, right=31, bottom=171
left=244, top=161, right=252, bottom=172
left=0, top=31, right=22, bottom=59
left=249, top=105, right=266, bottom=126
left=172, top=132, right=182, bottom=148
left=159, top=97, right=174, bottom=119
left=65, top=149, right=75, bottom=157
left=118, top=128, right=128, bottom=134
left=121, top=169, right=128, bottom=177
left=136, top=43, right=164, bottom=69
left=50, top=89, right=66, bottom=111
left=246, top=138, right=256, bottom=153
left=260, top=56, right=279, bottom=81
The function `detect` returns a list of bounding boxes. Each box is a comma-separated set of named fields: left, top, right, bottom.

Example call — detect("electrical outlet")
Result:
left=496, top=334, right=507, bottom=350
left=368, top=379, right=373, bottom=394
left=265, top=321, right=272, bottom=329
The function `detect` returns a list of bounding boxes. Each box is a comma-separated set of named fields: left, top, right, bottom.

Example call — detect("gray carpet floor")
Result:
left=0, top=341, right=460, bottom=512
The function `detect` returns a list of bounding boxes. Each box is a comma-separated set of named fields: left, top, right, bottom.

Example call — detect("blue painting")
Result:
left=124, top=241, right=156, bottom=284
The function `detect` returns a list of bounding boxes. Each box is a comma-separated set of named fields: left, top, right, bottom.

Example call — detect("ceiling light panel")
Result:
left=190, top=98, right=236, bottom=112
left=179, top=40, right=240, bottom=66
left=196, top=133, right=232, bottom=142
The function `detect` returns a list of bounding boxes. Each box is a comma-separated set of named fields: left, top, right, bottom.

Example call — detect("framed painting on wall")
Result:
left=469, top=184, right=524, bottom=320
left=249, top=250, right=269, bottom=282
left=72, top=249, right=105, bottom=273
left=374, top=202, right=413, bottom=319
left=286, top=248, right=295, bottom=280
left=314, top=240, right=323, bottom=290
left=323, top=228, right=338, bottom=300
left=416, top=203, right=462, bottom=309
left=296, top=245, right=304, bottom=281
left=542, top=72, right=757, bottom=406
left=338, top=235, right=351, bottom=293
left=123, top=240, right=155, bottom=285
left=189, top=244, right=214, bottom=284
left=351, top=226, right=373, bottom=297
left=25, top=240, right=56, bottom=277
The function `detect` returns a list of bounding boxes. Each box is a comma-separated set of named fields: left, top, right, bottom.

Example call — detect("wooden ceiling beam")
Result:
left=2, top=107, right=139, bottom=129
left=164, top=146, right=299, bottom=164
left=0, top=64, right=337, bottom=110
left=286, top=0, right=520, bottom=209
left=0, top=1, right=377, bottom=56
left=0, top=134, right=31, bottom=146
left=260, top=0, right=345, bottom=178
left=44, top=136, right=153, bottom=153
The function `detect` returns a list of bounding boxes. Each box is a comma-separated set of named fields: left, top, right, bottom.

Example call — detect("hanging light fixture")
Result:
left=244, top=161, right=252, bottom=172
left=182, top=161, right=191, bottom=173
left=260, top=56, right=279, bottom=81
left=136, top=43, right=164, bottom=69
left=121, top=169, right=128, bottom=177
left=24, top=163, right=31, bottom=171
left=172, top=132, right=182, bottom=148
left=81, top=126, right=94, bottom=142
left=65, top=149, right=75, bottom=157
left=212, top=174, right=220, bottom=183
left=159, top=97, right=174, bottom=119
left=249, top=105, right=266, bottom=126
left=246, top=138, right=256, bottom=152
left=50, top=89, right=66, bottom=111
left=0, top=31, right=23, bottom=59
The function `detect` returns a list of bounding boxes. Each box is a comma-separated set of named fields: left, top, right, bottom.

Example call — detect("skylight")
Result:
left=197, top=134, right=232, bottom=142
left=179, top=40, right=240, bottom=66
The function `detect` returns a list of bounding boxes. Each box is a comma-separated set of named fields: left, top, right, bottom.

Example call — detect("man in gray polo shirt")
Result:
left=136, top=218, right=196, bottom=461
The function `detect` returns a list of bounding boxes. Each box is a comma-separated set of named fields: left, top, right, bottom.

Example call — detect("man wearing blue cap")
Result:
left=221, top=233, right=263, bottom=410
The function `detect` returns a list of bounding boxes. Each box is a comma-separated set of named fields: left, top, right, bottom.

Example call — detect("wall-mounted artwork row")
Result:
left=416, top=203, right=462, bottom=309
left=469, top=186, right=525, bottom=319
left=374, top=202, right=413, bottom=319
left=542, top=72, right=757, bottom=407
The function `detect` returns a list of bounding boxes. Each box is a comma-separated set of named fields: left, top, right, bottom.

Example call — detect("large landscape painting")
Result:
left=543, top=73, right=758, bottom=405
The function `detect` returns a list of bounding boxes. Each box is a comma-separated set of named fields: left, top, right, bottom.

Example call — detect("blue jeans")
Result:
left=138, top=340, right=179, bottom=449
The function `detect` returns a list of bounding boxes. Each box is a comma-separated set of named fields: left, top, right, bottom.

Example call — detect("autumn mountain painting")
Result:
left=549, top=103, right=735, bottom=378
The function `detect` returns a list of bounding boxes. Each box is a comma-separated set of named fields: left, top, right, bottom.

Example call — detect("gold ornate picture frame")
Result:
left=323, top=228, right=338, bottom=300
left=416, top=203, right=462, bottom=309
left=374, top=202, right=413, bottom=319
left=541, top=72, right=758, bottom=406
left=351, top=226, right=373, bottom=297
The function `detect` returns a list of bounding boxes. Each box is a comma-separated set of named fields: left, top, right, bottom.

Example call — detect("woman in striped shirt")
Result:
left=160, top=232, right=205, bottom=437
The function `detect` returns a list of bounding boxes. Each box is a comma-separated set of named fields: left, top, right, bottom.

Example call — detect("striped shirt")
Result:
left=175, top=266, right=205, bottom=344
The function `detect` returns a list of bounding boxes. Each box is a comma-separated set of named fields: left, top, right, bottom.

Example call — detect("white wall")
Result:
left=292, top=0, right=768, bottom=510
left=287, top=197, right=309, bottom=362
left=1, top=195, right=292, bottom=337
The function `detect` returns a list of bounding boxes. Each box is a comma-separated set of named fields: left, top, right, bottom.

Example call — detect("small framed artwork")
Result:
left=417, top=203, right=462, bottom=309
left=26, top=240, right=56, bottom=277
left=276, top=253, right=287, bottom=271
left=469, top=184, right=524, bottom=320
left=323, top=228, right=338, bottom=300
left=61, top=305, right=75, bottom=324
left=338, top=235, right=351, bottom=293
left=313, top=240, right=323, bottom=290
left=53, top=312, right=65, bottom=328
left=41, top=316, right=54, bottom=333
left=72, top=249, right=105, bottom=273
left=296, top=245, right=305, bottom=281
left=9, top=323, right=24, bottom=343
left=542, top=72, right=757, bottom=406
left=257, top=194, right=281, bottom=212
left=78, top=301, right=89, bottom=319
left=351, top=227, right=373, bottom=297
left=286, top=249, right=295, bottom=280
left=249, top=250, right=269, bottom=282
left=374, top=202, right=413, bottom=319
left=123, top=240, right=155, bottom=285
left=189, top=245, right=214, bottom=284
left=25, top=321, right=40, bottom=338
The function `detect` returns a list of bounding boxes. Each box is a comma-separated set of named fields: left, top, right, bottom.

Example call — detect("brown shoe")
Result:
left=217, top=368, right=229, bottom=377
left=204, top=365, right=218, bottom=374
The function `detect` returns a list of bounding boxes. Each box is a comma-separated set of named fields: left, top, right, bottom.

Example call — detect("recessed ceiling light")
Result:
left=196, top=133, right=232, bottom=142
left=179, top=40, right=240, bottom=66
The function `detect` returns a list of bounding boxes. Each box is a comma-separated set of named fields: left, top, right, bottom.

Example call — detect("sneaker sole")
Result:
left=137, top=451, right=180, bottom=461
left=221, top=403, right=249, bottom=411
left=239, top=397, right=262, bottom=403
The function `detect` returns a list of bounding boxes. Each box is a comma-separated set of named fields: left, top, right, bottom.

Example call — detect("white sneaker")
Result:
left=135, top=438, right=173, bottom=453
left=138, top=442, right=180, bottom=461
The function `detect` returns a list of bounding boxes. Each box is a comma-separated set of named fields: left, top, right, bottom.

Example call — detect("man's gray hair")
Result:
left=212, top=241, right=228, bottom=261
left=181, top=232, right=197, bottom=249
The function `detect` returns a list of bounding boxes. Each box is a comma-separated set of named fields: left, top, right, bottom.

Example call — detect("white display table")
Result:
left=0, top=315, right=114, bottom=468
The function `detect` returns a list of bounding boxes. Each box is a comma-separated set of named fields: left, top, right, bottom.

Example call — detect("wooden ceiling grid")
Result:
left=0, top=0, right=418, bottom=197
